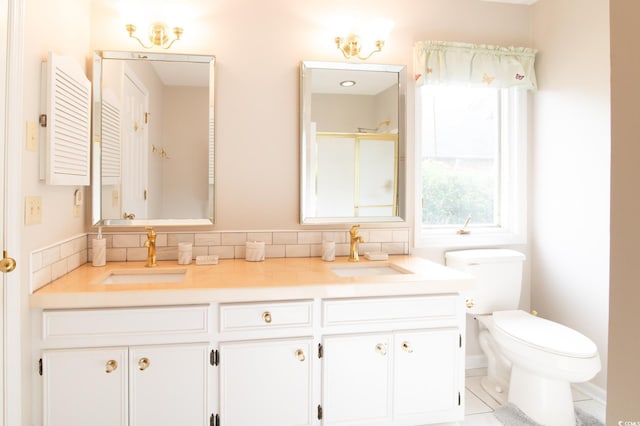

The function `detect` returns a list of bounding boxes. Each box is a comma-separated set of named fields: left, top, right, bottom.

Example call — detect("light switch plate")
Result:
left=25, top=196, right=42, bottom=225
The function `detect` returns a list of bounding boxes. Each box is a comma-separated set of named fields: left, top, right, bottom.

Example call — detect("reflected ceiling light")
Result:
left=335, top=34, right=384, bottom=60
left=125, top=22, right=183, bottom=49
left=340, top=80, right=356, bottom=87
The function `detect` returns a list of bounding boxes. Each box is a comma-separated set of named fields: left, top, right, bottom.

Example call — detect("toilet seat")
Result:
left=492, top=310, right=597, bottom=358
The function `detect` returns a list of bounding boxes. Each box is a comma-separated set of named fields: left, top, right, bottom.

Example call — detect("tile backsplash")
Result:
left=30, top=228, right=410, bottom=292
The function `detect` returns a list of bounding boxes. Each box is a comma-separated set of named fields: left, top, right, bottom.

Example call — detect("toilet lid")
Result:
left=492, top=310, right=598, bottom=358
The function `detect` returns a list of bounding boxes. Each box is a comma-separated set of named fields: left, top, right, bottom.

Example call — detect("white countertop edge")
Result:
left=30, top=279, right=474, bottom=310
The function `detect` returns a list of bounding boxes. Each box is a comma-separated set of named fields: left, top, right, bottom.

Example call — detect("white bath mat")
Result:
left=494, top=403, right=604, bottom=426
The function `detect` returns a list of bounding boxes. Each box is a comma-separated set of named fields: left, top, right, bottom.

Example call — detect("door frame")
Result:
left=2, top=0, right=24, bottom=424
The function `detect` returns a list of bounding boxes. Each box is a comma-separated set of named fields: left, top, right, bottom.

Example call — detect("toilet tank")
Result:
left=445, top=249, right=525, bottom=315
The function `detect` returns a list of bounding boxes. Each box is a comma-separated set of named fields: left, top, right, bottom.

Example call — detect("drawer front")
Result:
left=220, top=300, right=313, bottom=332
left=42, top=305, right=210, bottom=341
left=323, top=295, right=458, bottom=326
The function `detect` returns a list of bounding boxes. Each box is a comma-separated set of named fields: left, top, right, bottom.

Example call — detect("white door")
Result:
left=393, top=328, right=463, bottom=423
left=322, top=333, right=393, bottom=425
left=1, top=0, right=22, bottom=424
left=219, top=338, right=314, bottom=426
left=42, top=347, right=128, bottom=426
left=129, top=343, right=209, bottom=426
left=122, top=70, right=148, bottom=219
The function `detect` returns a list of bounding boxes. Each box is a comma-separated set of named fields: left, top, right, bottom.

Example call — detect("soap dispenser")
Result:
left=92, top=227, right=106, bottom=267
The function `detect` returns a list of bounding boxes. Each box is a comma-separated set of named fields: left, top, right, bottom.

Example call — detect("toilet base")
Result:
left=508, top=365, right=576, bottom=426
left=480, top=375, right=508, bottom=405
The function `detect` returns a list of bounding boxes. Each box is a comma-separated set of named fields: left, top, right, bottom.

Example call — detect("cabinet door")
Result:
left=322, top=333, right=392, bottom=425
left=219, top=338, right=314, bottom=426
left=393, top=328, right=463, bottom=424
left=129, top=343, right=209, bottom=426
left=43, top=347, right=128, bottom=426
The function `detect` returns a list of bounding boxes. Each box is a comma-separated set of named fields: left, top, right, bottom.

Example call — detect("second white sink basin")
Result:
left=329, top=263, right=412, bottom=277
left=98, top=268, right=187, bottom=284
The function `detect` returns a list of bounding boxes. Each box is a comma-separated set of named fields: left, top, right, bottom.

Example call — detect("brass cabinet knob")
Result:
left=375, top=343, right=387, bottom=356
left=401, top=341, right=413, bottom=353
left=262, top=311, right=272, bottom=324
left=465, top=299, right=475, bottom=309
left=295, top=349, right=305, bottom=362
left=105, top=359, right=118, bottom=373
left=138, top=357, right=150, bottom=371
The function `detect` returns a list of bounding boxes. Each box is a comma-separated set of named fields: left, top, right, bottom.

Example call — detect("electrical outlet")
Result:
left=26, top=121, right=38, bottom=152
left=112, top=190, right=119, bottom=207
left=25, top=196, right=42, bottom=225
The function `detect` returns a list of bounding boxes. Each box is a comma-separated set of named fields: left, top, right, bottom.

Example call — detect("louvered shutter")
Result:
left=41, top=52, right=91, bottom=185
left=101, top=89, right=121, bottom=185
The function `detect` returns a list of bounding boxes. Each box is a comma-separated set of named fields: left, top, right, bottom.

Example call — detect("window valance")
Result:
left=414, top=40, right=537, bottom=90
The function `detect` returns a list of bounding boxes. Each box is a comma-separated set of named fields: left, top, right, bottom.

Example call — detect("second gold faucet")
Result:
left=143, top=226, right=157, bottom=267
left=349, top=224, right=364, bottom=262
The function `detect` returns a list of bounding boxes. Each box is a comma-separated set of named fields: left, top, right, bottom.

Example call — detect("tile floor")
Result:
left=437, top=368, right=606, bottom=425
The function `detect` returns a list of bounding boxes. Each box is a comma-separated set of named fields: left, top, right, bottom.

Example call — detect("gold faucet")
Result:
left=143, top=226, right=157, bottom=267
left=349, top=224, right=364, bottom=262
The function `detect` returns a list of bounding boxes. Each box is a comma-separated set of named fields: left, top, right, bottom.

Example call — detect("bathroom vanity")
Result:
left=30, top=256, right=473, bottom=426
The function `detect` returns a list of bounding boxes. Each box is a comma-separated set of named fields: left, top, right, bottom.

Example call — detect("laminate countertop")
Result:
left=30, top=255, right=474, bottom=309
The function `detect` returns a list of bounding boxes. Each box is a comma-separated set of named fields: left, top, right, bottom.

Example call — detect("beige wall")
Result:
left=530, top=0, right=610, bottom=391
left=608, top=0, right=640, bottom=421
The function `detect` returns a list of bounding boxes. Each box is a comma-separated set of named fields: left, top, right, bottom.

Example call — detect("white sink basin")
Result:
left=98, top=268, right=187, bottom=284
left=329, top=263, right=412, bottom=277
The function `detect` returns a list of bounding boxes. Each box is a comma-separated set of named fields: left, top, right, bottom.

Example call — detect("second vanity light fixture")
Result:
left=335, top=34, right=384, bottom=60
left=334, top=18, right=393, bottom=60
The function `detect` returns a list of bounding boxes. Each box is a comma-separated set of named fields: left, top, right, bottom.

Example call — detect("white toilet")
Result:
left=445, top=249, right=601, bottom=426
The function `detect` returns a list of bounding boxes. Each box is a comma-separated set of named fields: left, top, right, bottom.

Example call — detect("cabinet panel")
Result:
left=42, top=305, right=210, bottom=341
left=394, top=328, right=462, bottom=423
left=129, top=343, right=209, bottom=426
left=219, top=338, right=313, bottom=426
left=220, top=300, right=313, bottom=332
left=322, top=333, right=392, bottom=425
left=43, top=347, right=128, bottom=426
left=322, top=295, right=458, bottom=327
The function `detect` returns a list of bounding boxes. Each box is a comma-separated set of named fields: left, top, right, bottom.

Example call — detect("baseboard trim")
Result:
left=465, top=354, right=488, bottom=370
left=573, top=381, right=607, bottom=406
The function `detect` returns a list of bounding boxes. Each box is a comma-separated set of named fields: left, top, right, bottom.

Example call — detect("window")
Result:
left=415, top=85, right=527, bottom=247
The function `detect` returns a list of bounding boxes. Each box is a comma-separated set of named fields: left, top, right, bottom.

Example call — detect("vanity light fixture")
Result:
left=125, top=22, right=183, bottom=49
left=335, top=34, right=384, bottom=60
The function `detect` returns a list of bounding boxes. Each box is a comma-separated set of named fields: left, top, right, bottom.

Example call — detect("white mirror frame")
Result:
left=91, top=51, right=216, bottom=227
left=299, top=61, right=407, bottom=224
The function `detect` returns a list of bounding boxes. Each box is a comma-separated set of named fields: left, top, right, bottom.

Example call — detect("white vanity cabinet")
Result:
left=219, top=338, right=314, bottom=426
left=216, top=300, right=316, bottom=426
left=43, top=347, right=128, bottom=426
left=33, top=282, right=468, bottom=426
left=320, top=295, right=465, bottom=426
left=37, top=305, right=212, bottom=426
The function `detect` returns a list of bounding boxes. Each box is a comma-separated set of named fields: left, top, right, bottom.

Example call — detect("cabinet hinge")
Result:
left=318, top=343, right=323, bottom=358
left=317, top=404, right=323, bottom=420
left=210, top=413, right=219, bottom=426
left=38, top=358, right=43, bottom=376
left=210, top=349, right=219, bottom=366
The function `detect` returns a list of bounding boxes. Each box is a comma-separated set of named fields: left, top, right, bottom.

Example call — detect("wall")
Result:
left=608, top=0, right=640, bottom=421
left=530, top=0, right=610, bottom=391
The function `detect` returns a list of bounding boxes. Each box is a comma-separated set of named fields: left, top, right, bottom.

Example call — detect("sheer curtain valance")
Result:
left=414, top=40, right=537, bottom=90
